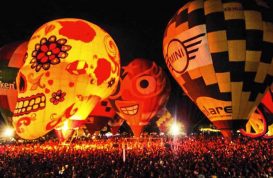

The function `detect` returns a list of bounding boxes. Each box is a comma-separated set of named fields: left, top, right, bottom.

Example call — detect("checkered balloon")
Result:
left=163, top=0, right=273, bottom=137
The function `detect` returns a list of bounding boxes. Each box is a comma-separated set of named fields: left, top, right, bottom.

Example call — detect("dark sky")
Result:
left=0, top=0, right=208, bottom=130
left=0, top=0, right=186, bottom=64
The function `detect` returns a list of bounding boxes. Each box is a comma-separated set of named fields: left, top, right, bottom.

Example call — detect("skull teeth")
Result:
left=120, top=104, right=138, bottom=115
left=13, top=93, right=46, bottom=116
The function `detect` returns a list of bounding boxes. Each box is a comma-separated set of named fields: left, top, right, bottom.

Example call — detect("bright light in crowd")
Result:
left=169, top=122, right=181, bottom=136
left=3, top=127, right=14, bottom=137
left=62, top=120, right=69, bottom=131
left=105, top=132, right=113, bottom=137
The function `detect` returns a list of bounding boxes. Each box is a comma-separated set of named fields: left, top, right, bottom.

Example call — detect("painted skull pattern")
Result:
left=109, top=58, right=171, bottom=136
left=12, top=18, right=120, bottom=139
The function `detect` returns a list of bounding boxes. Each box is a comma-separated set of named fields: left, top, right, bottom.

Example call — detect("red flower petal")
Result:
left=41, top=45, right=49, bottom=52
left=52, top=47, right=60, bottom=54
left=37, top=52, right=45, bottom=60
left=49, top=55, right=56, bottom=60
left=41, top=56, right=49, bottom=63
left=49, top=43, right=57, bottom=50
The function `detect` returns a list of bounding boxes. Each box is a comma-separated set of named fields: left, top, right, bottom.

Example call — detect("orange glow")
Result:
left=12, top=18, right=120, bottom=140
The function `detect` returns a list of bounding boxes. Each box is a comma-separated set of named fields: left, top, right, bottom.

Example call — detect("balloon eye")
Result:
left=140, top=79, right=149, bottom=88
left=66, top=60, right=88, bottom=75
left=136, top=76, right=156, bottom=95
left=17, top=72, right=27, bottom=93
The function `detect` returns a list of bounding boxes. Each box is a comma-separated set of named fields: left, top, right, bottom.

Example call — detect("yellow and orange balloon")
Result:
left=12, top=18, right=120, bottom=139
left=163, top=0, right=273, bottom=137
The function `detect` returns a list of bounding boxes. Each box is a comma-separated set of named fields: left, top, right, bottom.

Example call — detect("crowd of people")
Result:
left=0, top=134, right=272, bottom=178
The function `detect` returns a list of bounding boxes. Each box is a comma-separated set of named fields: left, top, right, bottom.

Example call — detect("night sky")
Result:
left=0, top=0, right=208, bottom=132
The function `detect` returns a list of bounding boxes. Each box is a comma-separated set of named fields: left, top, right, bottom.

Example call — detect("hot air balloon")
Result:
left=163, top=0, right=273, bottom=137
left=54, top=99, right=116, bottom=142
left=109, top=58, right=171, bottom=137
left=240, top=84, right=273, bottom=138
left=0, top=41, right=27, bottom=125
left=12, top=18, right=120, bottom=139
left=108, top=115, right=124, bottom=135
left=85, top=99, right=116, bottom=135
left=156, top=107, right=174, bottom=133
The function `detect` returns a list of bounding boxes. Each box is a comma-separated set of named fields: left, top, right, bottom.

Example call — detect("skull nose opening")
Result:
left=18, top=72, right=27, bottom=93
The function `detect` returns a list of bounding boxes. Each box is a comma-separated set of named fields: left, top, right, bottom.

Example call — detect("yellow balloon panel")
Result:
left=163, top=0, right=273, bottom=133
left=12, top=18, right=120, bottom=139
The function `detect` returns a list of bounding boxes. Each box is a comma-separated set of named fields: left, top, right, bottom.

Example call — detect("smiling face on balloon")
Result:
left=109, top=58, right=170, bottom=126
left=12, top=18, right=120, bottom=139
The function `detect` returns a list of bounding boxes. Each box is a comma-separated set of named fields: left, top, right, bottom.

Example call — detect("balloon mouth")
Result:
left=13, top=93, right=46, bottom=116
left=14, top=116, right=33, bottom=134
left=120, top=104, right=139, bottom=115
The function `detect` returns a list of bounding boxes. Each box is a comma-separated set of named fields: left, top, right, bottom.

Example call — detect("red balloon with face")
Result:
left=109, top=58, right=171, bottom=137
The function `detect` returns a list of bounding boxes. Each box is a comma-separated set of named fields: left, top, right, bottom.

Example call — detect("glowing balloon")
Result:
left=54, top=119, right=77, bottom=142
left=109, top=58, right=171, bottom=137
left=12, top=18, right=120, bottom=139
left=85, top=99, right=116, bottom=135
left=108, top=115, right=124, bottom=135
left=240, top=85, right=273, bottom=138
left=163, top=0, right=273, bottom=137
left=156, top=107, right=174, bottom=133
left=0, top=41, right=27, bottom=124
left=54, top=99, right=116, bottom=141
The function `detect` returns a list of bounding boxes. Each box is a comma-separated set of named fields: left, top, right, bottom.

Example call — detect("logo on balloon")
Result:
left=165, top=39, right=188, bottom=74
left=165, top=33, right=205, bottom=74
left=196, top=97, right=232, bottom=122
left=0, top=80, right=16, bottom=90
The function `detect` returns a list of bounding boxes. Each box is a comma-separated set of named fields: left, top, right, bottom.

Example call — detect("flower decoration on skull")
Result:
left=109, top=58, right=171, bottom=137
left=50, top=90, right=66, bottom=105
left=12, top=18, right=120, bottom=139
left=31, top=36, right=71, bottom=72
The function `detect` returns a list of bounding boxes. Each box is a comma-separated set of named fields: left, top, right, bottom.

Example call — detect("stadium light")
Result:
left=2, top=127, right=14, bottom=138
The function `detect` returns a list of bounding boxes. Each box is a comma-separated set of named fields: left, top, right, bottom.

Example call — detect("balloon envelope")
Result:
left=109, top=58, right=171, bottom=137
left=0, top=41, right=27, bottom=124
left=163, top=0, right=273, bottom=136
left=241, top=85, right=273, bottom=138
left=12, top=18, right=120, bottom=139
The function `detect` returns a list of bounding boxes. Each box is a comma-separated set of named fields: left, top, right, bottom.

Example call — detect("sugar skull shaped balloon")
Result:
left=12, top=18, right=120, bottom=139
left=109, top=58, right=171, bottom=137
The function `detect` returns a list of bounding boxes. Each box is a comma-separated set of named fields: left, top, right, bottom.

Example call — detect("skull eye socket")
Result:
left=17, top=72, right=27, bottom=93
left=66, top=60, right=88, bottom=75
left=136, top=75, right=156, bottom=95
